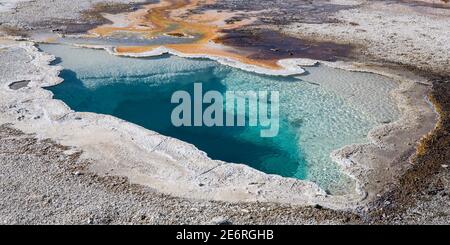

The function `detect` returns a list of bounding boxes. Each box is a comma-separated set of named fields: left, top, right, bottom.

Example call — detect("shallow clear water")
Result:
left=61, top=34, right=197, bottom=46
left=41, top=44, right=399, bottom=193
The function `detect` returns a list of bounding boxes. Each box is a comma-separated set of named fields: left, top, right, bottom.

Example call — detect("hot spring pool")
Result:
left=40, top=44, right=399, bottom=193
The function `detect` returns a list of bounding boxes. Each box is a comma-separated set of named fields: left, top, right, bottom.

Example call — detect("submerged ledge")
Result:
left=72, top=43, right=311, bottom=76
left=112, top=46, right=311, bottom=76
left=0, top=38, right=438, bottom=210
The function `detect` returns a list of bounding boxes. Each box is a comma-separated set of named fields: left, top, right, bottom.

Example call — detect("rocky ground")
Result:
left=372, top=78, right=450, bottom=225
left=0, top=0, right=155, bottom=35
left=280, top=0, right=450, bottom=76
left=0, top=0, right=449, bottom=224
left=0, top=124, right=359, bottom=225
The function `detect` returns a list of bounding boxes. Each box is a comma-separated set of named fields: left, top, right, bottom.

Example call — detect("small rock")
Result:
left=73, top=171, right=83, bottom=176
left=313, top=204, right=323, bottom=209
left=63, top=149, right=79, bottom=156
left=209, top=216, right=231, bottom=225
left=442, top=164, right=448, bottom=168
left=427, top=188, right=444, bottom=195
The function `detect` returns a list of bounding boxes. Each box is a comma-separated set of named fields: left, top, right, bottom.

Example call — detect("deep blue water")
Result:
left=49, top=68, right=307, bottom=179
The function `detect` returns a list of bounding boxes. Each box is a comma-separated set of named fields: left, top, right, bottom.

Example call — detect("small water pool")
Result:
left=41, top=44, right=399, bottom=193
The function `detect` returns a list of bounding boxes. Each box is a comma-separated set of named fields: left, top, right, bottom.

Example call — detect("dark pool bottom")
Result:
left=49, top=69, right=307, bottom=179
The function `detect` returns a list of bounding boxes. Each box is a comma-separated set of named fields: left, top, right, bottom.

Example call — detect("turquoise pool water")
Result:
left=41, top=44, right=399, bottom=193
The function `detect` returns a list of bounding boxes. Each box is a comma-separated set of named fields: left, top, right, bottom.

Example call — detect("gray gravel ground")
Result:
left=0, top=125, right=357, bottom=225
left=0, top=0, right=153, bottom=33
left=395, top=175, right=450, bottom=225
left=1, top=120, right=446, bottom=225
